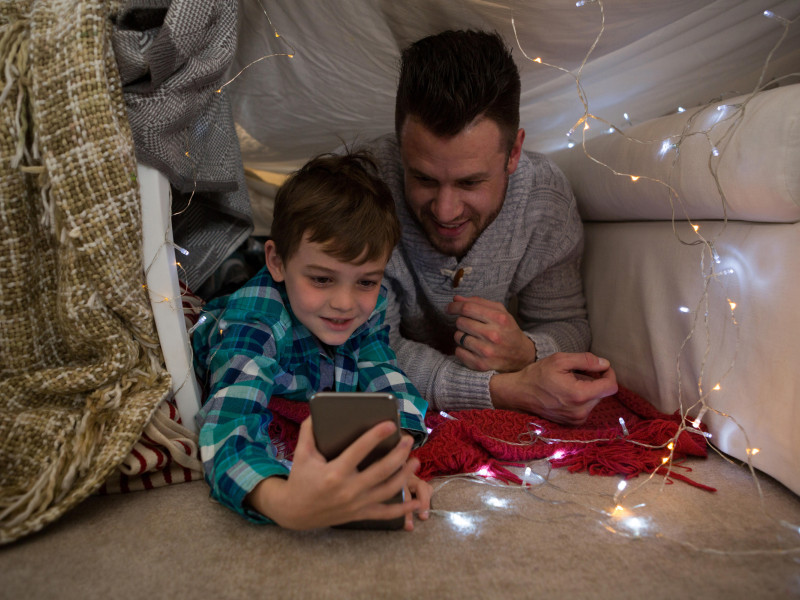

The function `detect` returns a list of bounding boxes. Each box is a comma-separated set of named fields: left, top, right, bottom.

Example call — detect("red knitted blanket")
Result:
left=267, top=385, right=715, bottom=491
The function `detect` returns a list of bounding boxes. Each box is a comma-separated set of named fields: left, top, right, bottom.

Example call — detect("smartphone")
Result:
left=309, top=391, right=405, bottom=530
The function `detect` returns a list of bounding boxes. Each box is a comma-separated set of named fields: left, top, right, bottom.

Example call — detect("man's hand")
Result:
left=489, top=352, right=618, bottom=425
left=247, top=418, right=428, bottom=530
left=447, top=295, right=537, bottom=372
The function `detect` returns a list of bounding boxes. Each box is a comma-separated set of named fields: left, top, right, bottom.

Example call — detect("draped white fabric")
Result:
left=227, top=0, right=800, bottom=171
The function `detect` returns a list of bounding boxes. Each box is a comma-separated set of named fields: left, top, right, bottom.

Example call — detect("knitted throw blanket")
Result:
left=266, top=386, right=714, bottom=492
left=0, top=1, right=172, bottom=544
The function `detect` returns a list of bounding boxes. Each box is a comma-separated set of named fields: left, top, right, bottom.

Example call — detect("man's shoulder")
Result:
left=206, top=268, right=291, bottom=333
left=360, top=133, right=399, bottom=163
left=519, top=150, right=571, bottom=189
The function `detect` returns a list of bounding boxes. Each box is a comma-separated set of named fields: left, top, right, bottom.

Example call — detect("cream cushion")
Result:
left=553, top=84, right=800, bottom=223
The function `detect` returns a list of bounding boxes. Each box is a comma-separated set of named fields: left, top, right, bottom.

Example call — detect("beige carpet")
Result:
left=2, top=451, right=799, bottom=600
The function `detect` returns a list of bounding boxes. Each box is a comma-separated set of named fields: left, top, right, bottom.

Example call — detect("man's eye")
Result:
left=459, top=180, right=481, bottom=188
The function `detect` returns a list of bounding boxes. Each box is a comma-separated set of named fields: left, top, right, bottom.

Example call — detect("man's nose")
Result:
left=430, top=186, right=462, bottom=223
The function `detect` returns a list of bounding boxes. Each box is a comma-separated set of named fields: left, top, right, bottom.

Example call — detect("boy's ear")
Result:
left=264, top=240, right=286, bottom=282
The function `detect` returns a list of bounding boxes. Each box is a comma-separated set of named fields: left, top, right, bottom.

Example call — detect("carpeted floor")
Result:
left=2, top=450, right=799, bottom=600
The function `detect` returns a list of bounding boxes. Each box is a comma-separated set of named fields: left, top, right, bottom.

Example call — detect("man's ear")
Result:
left=264, top=239, right=286, bottom=282
left=506, top=128, right=525, bottom=175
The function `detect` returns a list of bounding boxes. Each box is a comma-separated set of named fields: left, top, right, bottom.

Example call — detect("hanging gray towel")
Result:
left=112, top=0, right=253, bottom=294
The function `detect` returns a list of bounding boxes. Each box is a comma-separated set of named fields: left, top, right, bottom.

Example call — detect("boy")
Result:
left=192, top=151, right=430, bottom=530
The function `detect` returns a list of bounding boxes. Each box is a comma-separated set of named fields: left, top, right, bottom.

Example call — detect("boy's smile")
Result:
left=265, top=235, right=388, bottom=347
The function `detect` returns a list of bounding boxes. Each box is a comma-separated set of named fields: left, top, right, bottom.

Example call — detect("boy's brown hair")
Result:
left=270, top=150, right=400, bottom=264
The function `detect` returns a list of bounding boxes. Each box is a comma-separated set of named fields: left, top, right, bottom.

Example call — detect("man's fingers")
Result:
left=549, top=351, right=610, bottom=373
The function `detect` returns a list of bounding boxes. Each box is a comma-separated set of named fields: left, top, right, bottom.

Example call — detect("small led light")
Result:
left=567, top=142, right=576, bottom=149
left=728, top=300, right=737, bottom=311
left=630, top=175, right=639, bottom=182
left=692, top=224, right=700, bottom=232
left=617, top=480, right=627, bottom=492
left=534, top=57, right=542, bottom=63
left=485, top=495, right=510, bottom=509
left=713, top=384, right=721, bottom=391
left=712, top=146, right=720, bottom=157
left=476, top=465, right=494, bottom=477
left=677, top=106, right=686, bottom=113
left=747, top=448, right=761, bottom=455
left=667, top=442, right=674, bottom=450
left=679, top=306, right=690, bottom=313
left=448, top=512, right=477, bottom=534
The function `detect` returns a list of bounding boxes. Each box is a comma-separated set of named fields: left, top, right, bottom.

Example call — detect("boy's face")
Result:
left=265, top=235, right=388, bottom=346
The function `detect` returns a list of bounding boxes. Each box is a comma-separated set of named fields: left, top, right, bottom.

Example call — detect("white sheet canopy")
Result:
left=227, top=0, right=800, bottom=172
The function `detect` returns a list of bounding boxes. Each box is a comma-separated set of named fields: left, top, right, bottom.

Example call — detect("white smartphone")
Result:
left=309, top=391, right=405, bottom=530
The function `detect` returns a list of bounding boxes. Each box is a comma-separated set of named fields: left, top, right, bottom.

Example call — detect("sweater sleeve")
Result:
left=384, top=281, right=496, bottom=412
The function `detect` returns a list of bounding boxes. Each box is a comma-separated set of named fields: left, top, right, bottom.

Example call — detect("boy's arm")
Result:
left=196, top=320, right=290, bottom=523
left=355, top=295, right=428, bottom=446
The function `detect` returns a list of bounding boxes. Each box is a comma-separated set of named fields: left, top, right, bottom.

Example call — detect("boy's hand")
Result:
left=247, top=417, right=425, bottom=530
left=402, top=471, right=432, bottom=531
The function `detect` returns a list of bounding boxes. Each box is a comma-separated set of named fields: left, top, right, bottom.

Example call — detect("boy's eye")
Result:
left=358, top=280, right=379, bottom=289
left=310, top=276, right=332, bottom=286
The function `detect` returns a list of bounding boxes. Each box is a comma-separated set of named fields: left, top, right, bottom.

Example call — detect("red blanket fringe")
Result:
left=267, top=385, right=715, bottom=492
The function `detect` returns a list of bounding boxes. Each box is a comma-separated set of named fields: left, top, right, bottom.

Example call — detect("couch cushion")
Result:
left=551, top=84, right=800, bottom=223
left=582, top=219, right=800, bottom=495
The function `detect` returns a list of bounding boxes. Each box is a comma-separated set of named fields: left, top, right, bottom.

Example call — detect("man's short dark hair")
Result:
left=271, top=151, right=400, bottom=264
left=394, top=30, right=521, bottom=152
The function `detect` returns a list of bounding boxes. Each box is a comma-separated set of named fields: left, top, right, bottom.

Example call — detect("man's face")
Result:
left=265, top=235, right=387, bottom=346
left=399, top=116, right=524, bottom=258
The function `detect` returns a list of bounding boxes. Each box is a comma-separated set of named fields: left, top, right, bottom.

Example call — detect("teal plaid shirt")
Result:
left=192, top=267, right=428, bottom=522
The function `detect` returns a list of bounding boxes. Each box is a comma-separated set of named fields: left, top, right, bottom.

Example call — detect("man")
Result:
left=365, top=29, right=617, bottom=425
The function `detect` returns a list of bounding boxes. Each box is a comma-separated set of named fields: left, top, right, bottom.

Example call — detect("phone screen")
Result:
left=309, top=392, right=405, bottom=530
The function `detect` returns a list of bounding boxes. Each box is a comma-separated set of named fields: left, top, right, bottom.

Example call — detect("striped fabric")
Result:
left=192, top=267, right=428, bottom=522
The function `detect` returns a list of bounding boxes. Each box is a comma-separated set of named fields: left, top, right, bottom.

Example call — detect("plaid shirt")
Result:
left=192, top=267, right=428, bottom=522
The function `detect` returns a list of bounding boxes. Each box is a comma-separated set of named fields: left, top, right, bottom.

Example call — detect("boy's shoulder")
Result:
left=203, top=267, right=291, bottom=332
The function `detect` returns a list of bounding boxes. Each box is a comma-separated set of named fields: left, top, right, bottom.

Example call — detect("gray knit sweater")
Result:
left=365, top=134, right=590, bottom=412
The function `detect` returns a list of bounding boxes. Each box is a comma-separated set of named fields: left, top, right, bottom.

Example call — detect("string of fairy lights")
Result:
left=141, top=0, right=800, bottom=553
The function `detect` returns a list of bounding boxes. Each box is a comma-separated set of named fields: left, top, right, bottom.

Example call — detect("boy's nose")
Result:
left=329, top=287, right=354, bottom=311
